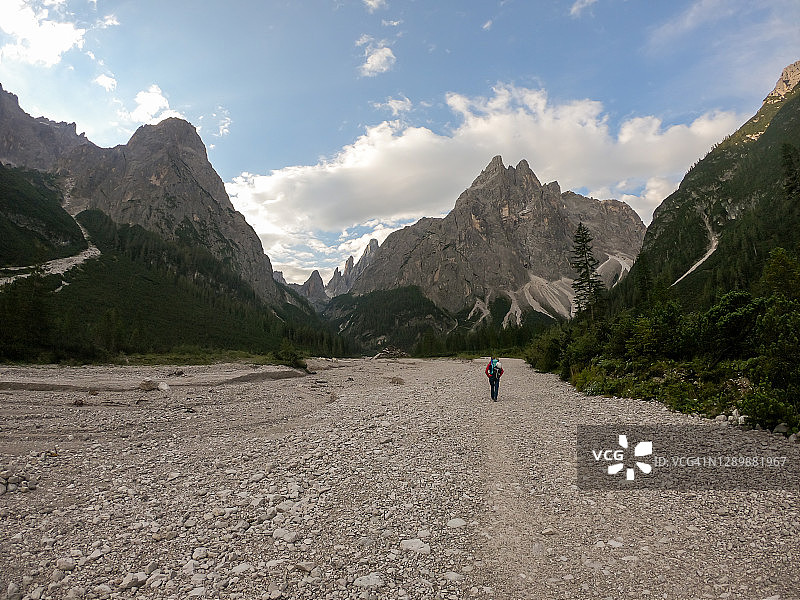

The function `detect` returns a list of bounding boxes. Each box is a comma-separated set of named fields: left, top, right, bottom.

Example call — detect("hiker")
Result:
left=485, top=357, right=504, bottom=401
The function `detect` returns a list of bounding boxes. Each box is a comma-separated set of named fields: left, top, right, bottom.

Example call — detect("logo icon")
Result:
left=607, top=435, right=653, bottom=480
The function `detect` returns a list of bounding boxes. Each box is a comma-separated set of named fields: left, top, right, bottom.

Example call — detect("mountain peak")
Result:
left=128, top=118, right=206, bottom=155
left=766, top=59, right=800, bottom=100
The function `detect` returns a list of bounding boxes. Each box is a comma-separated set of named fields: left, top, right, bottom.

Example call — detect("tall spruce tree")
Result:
left=569, top=222, right=605, bottom=318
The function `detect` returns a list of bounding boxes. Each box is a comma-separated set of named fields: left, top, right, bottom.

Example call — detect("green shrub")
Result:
left=739, top=385, right=798, bottom=431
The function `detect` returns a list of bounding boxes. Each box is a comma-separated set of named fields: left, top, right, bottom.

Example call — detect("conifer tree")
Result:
left=569, top=222, right=605, bottom=319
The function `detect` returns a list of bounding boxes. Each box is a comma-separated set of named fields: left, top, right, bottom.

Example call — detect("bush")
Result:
left=276, top=339, right=307, bottom=370
left=739, top=385, right=798, bottom=431
left=524, top=326, right=565, bottom=372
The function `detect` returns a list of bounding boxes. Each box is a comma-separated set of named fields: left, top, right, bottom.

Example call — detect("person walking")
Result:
left=485, top=356, right=504, bottom=401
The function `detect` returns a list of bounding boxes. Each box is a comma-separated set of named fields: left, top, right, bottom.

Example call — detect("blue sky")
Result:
left=1, top=1, right=799, bottom=283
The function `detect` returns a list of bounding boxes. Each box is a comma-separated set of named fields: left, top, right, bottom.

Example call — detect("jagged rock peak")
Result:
left=326, top=238, right=380, bottom=297
left=470, top=155, right=542, bottom=189
left=766, top=60, right=800, bottom=100
left=363, top=238, right=379, bottom=257
left=304, top=269, right=325, bottom=290
left=273, top=271, right=287, bottom=285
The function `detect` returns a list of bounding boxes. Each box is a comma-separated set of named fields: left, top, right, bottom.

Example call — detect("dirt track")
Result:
left=1, top=358, right=798, bottom=600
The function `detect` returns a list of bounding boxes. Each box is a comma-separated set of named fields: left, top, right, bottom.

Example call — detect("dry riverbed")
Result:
left=1, top=358, right=798, bottom=600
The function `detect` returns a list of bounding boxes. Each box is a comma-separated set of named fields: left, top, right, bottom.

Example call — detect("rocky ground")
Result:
left=1, top=358, right=798, bottom=600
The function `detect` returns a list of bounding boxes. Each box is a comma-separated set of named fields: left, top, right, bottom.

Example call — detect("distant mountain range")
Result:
left=7, top=57, right=795, bottom=356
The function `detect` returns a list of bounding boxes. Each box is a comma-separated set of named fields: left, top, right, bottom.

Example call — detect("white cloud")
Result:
left=382, top=19, right=402, bottom=27
left=482, top=20, right=493, bottom=31
left=93, top=73, right=116, bottom=92
left=0, top=0, right=86, bottom=66
left=356, top=35, right=396, bottom=77
left=372, top=95, right=412, bottom=116
left=570, top=0, right=597, bottom=18
left=363, top=0, right=387, bottom=13
left=227, top=83, right=745, bottom=281
left=99, top=14, right=119, bottom=28
left=119, top=84, right=184, bottom=125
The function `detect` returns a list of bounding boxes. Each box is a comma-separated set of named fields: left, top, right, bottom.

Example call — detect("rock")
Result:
left=157, top=382, right=170, bottom=392
left=232, top=563, right=253, bottom=574
left=773, top=423, right=790, bottom=434
left=119, top=572, right=147, bottom=590
left=56, top=557, right=76, bottom=571
left=353, top=572, right=384, bottom=589
left=192, top=547, right=208, bottom=560
left=400, top=538, right=431, bottom=554
left=139, top=379, right=158, bottom=391
left=715, top=415, right=728, bottom=422
left=444, top=571, right=464, bottom=581
left=738, top=416, right=747, bottom=426
left=541, top=527, right=557, bottom=535
left=188, top=586, right=206, bottom=597
left=295, top=561, right=315, bottom=572
left=446, top=518, right=467, bottom=528
left=789, top=433, right=798, bottom=444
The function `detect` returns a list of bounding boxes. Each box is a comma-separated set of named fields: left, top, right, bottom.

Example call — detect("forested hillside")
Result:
left=0, top=210, right=353, bottom=362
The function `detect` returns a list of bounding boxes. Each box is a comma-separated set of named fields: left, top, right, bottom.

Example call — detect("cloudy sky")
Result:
left=1, top=1, right=799, bottom=283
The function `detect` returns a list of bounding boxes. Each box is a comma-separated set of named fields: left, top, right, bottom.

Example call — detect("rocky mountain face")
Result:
left=285, top=270, right=329, bottom=311
left=0, top=84, right=90, bottom=171
left=350, top=156, right=645, bottom=321
left=326, top=238, right=379, bottom=297
left=0, top=84, right=291, bottom=306
left=628, top=60, right=800, bottom=303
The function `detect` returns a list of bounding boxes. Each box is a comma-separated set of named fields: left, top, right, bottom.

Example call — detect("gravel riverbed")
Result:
left=1, top=358, right=798, bottom=600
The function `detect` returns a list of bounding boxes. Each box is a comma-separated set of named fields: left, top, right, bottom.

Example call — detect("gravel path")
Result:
left=1, top=358, right=798, bottom=600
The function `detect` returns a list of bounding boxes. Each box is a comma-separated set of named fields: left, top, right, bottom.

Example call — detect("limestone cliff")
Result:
left=0, top=82, right=289, bottom=305
left=326, top=238, right=379, bottom=297
left=350, top=156, right=645, bottom=321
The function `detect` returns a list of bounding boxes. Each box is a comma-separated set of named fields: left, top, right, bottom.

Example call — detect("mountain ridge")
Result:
left=348, top=156, right=645, bottom=321
left=0, top=85, right=293, bottom=307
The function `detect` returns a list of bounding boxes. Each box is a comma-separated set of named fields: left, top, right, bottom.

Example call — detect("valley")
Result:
left=1, top=359, right=798, bottom=599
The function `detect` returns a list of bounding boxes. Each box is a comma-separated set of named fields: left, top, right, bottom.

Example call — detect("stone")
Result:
left=353, top=573, right=384, bottom=589
left=541, top=528, right=557, bottom=535
left=119, top=572, right=147, bottom=590
left=446, top=518, right=467, bottom=528
left=400, top=538, right=431, bottom=554
left=295, top=561, right=315, bottom=572
left=56, top=557, right=76, bottom=571
left=193, top=547, right=208, bottom=560
left=158, top=382, right=170, bottom=392
left=232, top=563, right=253, bottom=574
left=774, top=423, right=790, bottom=434
left=139, top=379, right=158, bottom=391
left=444, top=571, right=464, bottom=581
